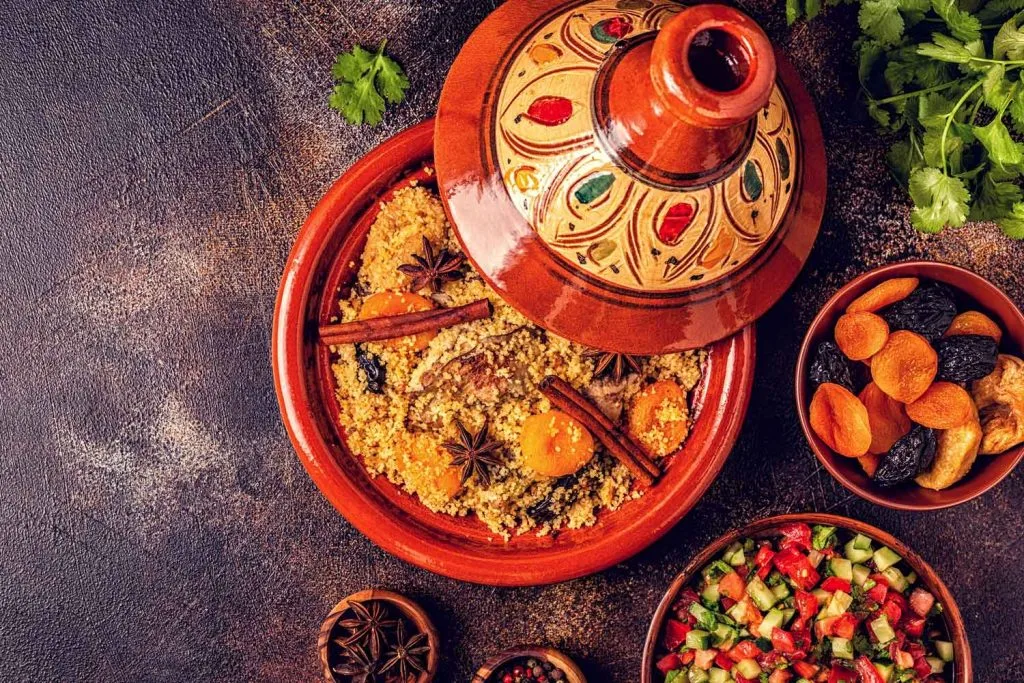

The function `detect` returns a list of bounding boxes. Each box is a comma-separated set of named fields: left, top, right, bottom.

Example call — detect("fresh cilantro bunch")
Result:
left=790, top=0, right=1024, bottom=238
left=329, top=41, right=409, bottom=126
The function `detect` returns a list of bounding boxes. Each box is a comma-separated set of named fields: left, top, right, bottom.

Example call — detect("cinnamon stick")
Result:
left=539, top=375, right=659, bottom=487
left=319, top=298, right=493, bottom=346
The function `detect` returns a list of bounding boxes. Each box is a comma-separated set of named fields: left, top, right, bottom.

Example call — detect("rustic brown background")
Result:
left=2, top=1, right=1022, bottom=681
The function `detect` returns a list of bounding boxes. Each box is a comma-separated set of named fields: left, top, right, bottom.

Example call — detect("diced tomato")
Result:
left=909, top=588, right=935, bottom=617
left=728, top=640, right=763, bottom=662
left=814, top=616, right=837, bottom=640
left=820, top=547, right=838, bottom=558
left=820, top=576, right=852, bottom=593
left=792, top=660, right=819, bottom=678
left=826, top=664, right=857, bottom=683
left=673, top=588, right=700, bottom=615
left=855, top=656, right=885, bottom=683
left=733, top=676, right=755, bottom=683
left=865, top=581, right=887, bottom=604
left=832, top=613, right=859, bottom=639
left=902, top=614, right=926, bottom=637
left=680, top=650, right=695, bottom=665
left=662, top=619, right=692, bottom=650
left=755, top=544, right=776, bottom=579
left=768, top=670, right=793, bottom=683
left=790, top=626, right=812, bottom=653
left=693, top=649, right=717, bottom=670
left=913, top=656, right=934, bottom=678
left=779, top=522, right=813, bottom=551
left=773, top=547, right=820, bottom=590
left=771, top=627, right=797, bottom=654
left=715, top=650, right=734, bottom=671
left=655, top=653, right=681, bottom=674
left=894, top=649, right=914, bottom=669
left=869, top=573, right=890, bottom=588
left=721, top=596, right=737, bottom=610
left=794, top=589, right=819, bottom=621
left=719, top=570, right=746, bottom=601
left=736, top=563, right=750, bottom=579
left=756, top=650, right=785, bottom=669
left=880, top=594, right=903, bottom=625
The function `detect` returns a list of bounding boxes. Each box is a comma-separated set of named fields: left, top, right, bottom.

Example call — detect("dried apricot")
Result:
left=398, top=432, right=463, bottom=501
left=870, top=331, right=938, bottom=403
left=846, top=277, right=920, bottom=314
left=520, top=410, right=595, bottom=477
left=944, top=310, right=1003, bottom=345
left=628, top=380, right=690, bottom=457
left=835, top=312, right=890, bottom=361
left=358, top=291, right=436, bottom=351
left=905, top=381, right=975, bottom=429
left=859, top=382, right=912, bottom=454
left=858, top=452, right=881, bottom=477
left=809, top=383, right=872, bottom=457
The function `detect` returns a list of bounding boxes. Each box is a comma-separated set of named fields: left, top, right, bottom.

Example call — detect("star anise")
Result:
left=332, top=642, right=381, bottom=683
left=397, top=236, right=466, bottom=293
left=335, top=600, right=399, bottom=660
left=379, top=619, right=429, bottom=681
left=442, top=418, right=503, bottom=487
left=583, top=348, right=644, bottom=382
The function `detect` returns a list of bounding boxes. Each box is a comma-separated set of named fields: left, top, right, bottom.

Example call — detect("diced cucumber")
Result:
left=812, top=524, right=837, bottom=550
left=852, top=533, right=873, bottom=550
left=723, top=541, right=743, bottom=564
left=712, top=623, right=738, bottom=650
left=873, top=661, right=894, bottom=682
left=707, top=668, right=731, bottom=683
left=831, top=636, right=854, bottom=660
left=807, top=549, right=824, bottom=568
left=757, top=608, right=785, bottom=639
left=688, top=667, right=710, bottom=683
left=732, top=658, right=761, bottom=680
left=811, top=588, right=831, bottom=605
left=689, top=603, right=718, bottom=630
left=781, top=608, right=796, bottom=625
left=726, top=600, right=749, bottom=624
left=703, top=560, right=734, bottom=582
left=746, top=575, right=777, bottom=611
left=935, top=640, right=954, bottom=662
left=870, top=614, right=896, bottom=644
left=728, top=549, right=746, bottom=567
left=771, top=582, right=791, bottom=600
left=873, top=546, right=901, bottom=571
left=665, top=670, right=686, bottom=683
left=852, top=563, right=871, bottom=587
left=906, top=570, right=917, bottom=585
left=795, top=680, right=813, bottom=683
left=823, top=590, right=853, bottom=617
left=844, top=539, right=873, bottom=563
left=685, top=629, right=711, bottom=650
left=829, top=557, right=853, bottom=581
left=926, top=657, right=945, bottom=674
left=881, top=566, right=909, bottom=593
left=702, top=583, right=721, bottom=606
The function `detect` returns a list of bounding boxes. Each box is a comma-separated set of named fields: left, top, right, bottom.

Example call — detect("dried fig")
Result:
left=915, top=418, right=982, bottom=490
left=972, top=354, right=1024, bottom=455
left=847, top=277, right=919, bottom=314
left=835, top=312, right=890, bottom=361
left=871, top=331, right=938, bottom=403
left=809, top=383, right=872, bottom=457
left=905, top=381, right=976, bottom=429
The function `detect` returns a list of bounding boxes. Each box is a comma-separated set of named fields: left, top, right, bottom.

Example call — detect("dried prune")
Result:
left=874, top=425, right=937, bottom=487
left=880, top=282, right=957, bottom=341
left=808, top=341, right=854, bottom=392
left=934, top=334, right=998, bottom=383
left=355, top=344, right=386, bottom=394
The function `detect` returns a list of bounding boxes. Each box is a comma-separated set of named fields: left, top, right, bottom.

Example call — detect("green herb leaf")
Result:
left=908, top=167, right=971, bottom=232
left=970, top=171, right=1023, bottom=221
left=329, top=42, right=409, bottom=126
left=994, top=16, right=1024, bottom=60
left=918, top=33, right=974, bottom=63
left=860, top=0, right=905, bottom=44
left=973, top=117, right=1024, bottom=168
left=996, top=202, right=1024, bottom=237
left=978, top=0, right=1024, bottom=24
left=982, top=64, right=1012, bottom=108
left=930, top=0, right=982, bottom=42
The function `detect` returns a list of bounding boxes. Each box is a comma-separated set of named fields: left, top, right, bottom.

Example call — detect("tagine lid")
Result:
left=435, top=0, right=825, bottom=355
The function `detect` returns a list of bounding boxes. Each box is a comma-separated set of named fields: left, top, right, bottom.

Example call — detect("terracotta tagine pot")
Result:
left=436, top=0, right=825, bottom=354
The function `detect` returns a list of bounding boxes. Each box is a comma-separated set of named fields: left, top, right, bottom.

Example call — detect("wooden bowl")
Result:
left=317, top=589, right=439, bottom=682
left=272, top=119, right=757, bottom=585
left=641, top=513, right=972, bottom=683
left=472, top=646, right=586, bottom=683
left=796, top=261, right=1024, bottom=510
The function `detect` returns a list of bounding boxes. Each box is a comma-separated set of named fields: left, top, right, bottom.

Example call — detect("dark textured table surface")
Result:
left=2, top=1, right=1022, bottom=681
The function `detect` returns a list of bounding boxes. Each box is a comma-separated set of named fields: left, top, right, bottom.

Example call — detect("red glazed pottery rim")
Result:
left=795, top=261, right=1024, bottom=510
left=641, top=513, right=972, bottom=683
left=318, top=589, right=439, bottom=682
left=272, top=119, right=757, bottom=585
left=472, top=646, right=587, bottom=683
left=435, top=0, right=827, bottom=354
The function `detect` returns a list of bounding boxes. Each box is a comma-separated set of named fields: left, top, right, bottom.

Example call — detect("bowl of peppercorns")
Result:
left=471, top=646, right=586, bottom=683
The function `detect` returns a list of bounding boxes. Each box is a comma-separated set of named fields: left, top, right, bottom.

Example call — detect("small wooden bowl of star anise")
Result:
left=318, top=589, right=439, bottom=683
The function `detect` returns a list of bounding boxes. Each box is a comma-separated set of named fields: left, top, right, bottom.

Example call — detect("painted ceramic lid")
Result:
left=436, top=0, right=826, bottom=354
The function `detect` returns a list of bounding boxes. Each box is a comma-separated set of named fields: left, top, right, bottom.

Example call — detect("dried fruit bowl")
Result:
left=796, top=261, right=1024, bottom=510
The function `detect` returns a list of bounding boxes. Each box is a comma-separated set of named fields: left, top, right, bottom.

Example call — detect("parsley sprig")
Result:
left=790, top=0, right=1024, bottom=238
left=329, top=41, right=409, bottom=126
